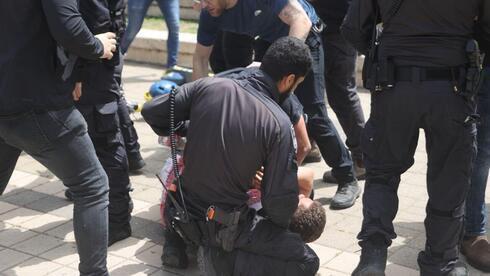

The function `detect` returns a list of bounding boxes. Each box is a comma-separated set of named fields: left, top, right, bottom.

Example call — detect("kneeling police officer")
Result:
left=142, top=37, right=319, bottom=275
left=341, top=0, right=490, bottom=275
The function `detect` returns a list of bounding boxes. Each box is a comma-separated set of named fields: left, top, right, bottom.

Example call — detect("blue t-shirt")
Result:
left=197, top=0, right=319, bottom=46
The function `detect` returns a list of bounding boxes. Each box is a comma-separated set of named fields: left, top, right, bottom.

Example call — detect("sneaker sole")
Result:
left=330, top=188, right=362, bottom=210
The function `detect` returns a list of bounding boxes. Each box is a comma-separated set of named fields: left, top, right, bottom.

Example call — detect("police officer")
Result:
left=193, top=0, right=361, bottom=210
left=0, top=0, right=117, bottom=274
left=143, top=37, right=319, bottom=275
left=74, top=0, right=133, bottom=246
left=310, top=0, right=367, bottom=182
left=341, top=0, right=490, bottom=275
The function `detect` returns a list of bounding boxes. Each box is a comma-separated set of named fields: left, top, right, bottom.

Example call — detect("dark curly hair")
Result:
left=289, top=200, right=326, bottom=243
left=260, top=36, right=312, bottom=82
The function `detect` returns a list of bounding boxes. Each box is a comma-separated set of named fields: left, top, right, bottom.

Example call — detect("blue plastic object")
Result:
left=161, top=71, right=185, bottom=86
left=149, top=80, right=178, bottom=97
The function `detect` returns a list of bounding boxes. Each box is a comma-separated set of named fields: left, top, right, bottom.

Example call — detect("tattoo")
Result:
left=279, top=0, right=310, bottom=40
left=279, top=0, right=302, bottom=23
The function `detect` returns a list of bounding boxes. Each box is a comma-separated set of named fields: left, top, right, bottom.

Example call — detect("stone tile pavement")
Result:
left=1, top=62, right=490, bottom=275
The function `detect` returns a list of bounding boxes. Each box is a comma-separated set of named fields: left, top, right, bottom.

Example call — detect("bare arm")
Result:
left=192, top=43, right=213, bottom=81
left=278, top=0, right=312, bottom=41
left=293, top=115, right=311, bottom=165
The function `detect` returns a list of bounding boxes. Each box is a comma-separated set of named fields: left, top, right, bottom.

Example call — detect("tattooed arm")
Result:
left=278, top=0, right=312, bottom=41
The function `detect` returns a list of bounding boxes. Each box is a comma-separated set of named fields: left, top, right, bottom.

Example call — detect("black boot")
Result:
left=162, top=229, right=188, bottom=269
left=128, top=152, right=146, bottom=171
left=418, top=250, right=468, bottom=276
left=108, top=223, right=132, bottom=246
left=330, top=181, right=361, bottom=209
left=352, top=234, right=388, bottom=276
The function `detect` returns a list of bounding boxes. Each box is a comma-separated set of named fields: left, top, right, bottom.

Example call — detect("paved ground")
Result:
left=1, top=62, right=489, bottom=276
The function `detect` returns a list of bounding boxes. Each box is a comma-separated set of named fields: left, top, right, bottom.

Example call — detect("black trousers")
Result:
left=209, top=30, right=355, bottom=184
left=117, top=96, right=142, bottom=161
left=322, top=32, right=365, bottom=160
left=77, top=100, right=133, bottom=227
left=358, top=77, right=476, bottom=274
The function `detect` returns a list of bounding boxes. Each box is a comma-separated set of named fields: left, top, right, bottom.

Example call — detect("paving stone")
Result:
left=12, top=234, right=64, bottom=256
left=132, top=187, right=163, bottom=203
left=385, top=263, right=419, bottom=276
left=2, top=257, right=63, bottom=276
left=150, top=269, right=183, bottom=276
left=0, top=249, right=33, bottom=271
left=387, top=246, right=420, bottom=270
left=45, top=221, right=75, bottom=242
left=49, top=266, right=79, bottom=276
left=108, top=237, right=155, bottom=258
left=40, top=242, right=79, bottom=265
left=317, top=267, right=349, bottom=276
left=47, top=204, right=74, bottom=219
left=133, top=202, right=162, bottom=222
left=309, top=243, right=341, bottom=266
left=135, top=244, right=163, bottom=267
left=324, top=252, right=360, bottom=274
left=2, top=189, right=49, bottom=207
left=316, top=229, right=359, bottom=251
left=0, top=207, right=44, bottom=226
left=31, top=180, right=66, bottom=196
left=0, top=201, right=18, bottom=215
left=19, top=213, right=66, bottom=232
left=0, top=226, right=38, bottom=247
left=132, top=219, right=165, bottom=245
left=109, top=260, right=158, bottom=276
left=25, top=194, right=70, bottom=213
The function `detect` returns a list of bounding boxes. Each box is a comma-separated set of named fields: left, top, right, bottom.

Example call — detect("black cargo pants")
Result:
left=76, top=100, right=133, bottom=228
left=358, top=74, right=477, bottom=274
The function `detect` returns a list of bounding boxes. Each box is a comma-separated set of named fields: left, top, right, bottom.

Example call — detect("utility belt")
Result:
left=305, top=20, right=325, bottom=50
left=364, top=40, right=484, bottom=100
left=165, top=191, right=249, bottom=252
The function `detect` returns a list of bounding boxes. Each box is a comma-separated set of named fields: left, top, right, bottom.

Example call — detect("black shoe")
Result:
left=64, top=190, right=73, bottom=201
left=418, top=251, right=468, bottom=276
left=352, top=235, right=388, bottom=276
left=162, top=243, right=189, bottom=269
left=330, top=181, right=361, bottom=210
left=128, top=153, right=146, bottom=171
left=108, top=224, right=132, bottom=247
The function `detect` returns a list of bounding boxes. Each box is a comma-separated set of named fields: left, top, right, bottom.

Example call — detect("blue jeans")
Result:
left=0, top=107, right=109, bottom=276
left=465, top=67, right=490, bottom=237
left=121, top=0, right=180, bottom=67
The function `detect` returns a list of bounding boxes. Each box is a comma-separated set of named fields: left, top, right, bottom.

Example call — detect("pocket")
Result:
left=95, top=102, right=119, bottom=133
left=360, top=121, right=379, bottom=159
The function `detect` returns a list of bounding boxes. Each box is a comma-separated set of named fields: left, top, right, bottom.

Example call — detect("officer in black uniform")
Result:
left=142, top=37, right=319, bottom=275
left=341, top=0, right=490, bottom=275
left=74, top=0, right=134, bottom=246
left=310, top=0, right=367, bottom=182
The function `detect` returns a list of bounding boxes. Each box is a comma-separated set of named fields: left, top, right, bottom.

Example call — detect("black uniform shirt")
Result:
left=76, top=0, right=126, bottom=105
left=0, top=0, right=103, bottom=115
left=341, top=0, right=490, bottom=67
left=311, top=0, right=351, bottom=33
left=142, top=70, right=299, bottom=229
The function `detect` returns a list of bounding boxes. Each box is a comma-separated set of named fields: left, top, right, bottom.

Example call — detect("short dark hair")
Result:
left=289, top=200, right=326, bottom=243
left=260, top=37, right=312, bottom=82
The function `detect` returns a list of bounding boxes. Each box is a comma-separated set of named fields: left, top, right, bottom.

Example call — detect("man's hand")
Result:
left=72, top=82, right=82, bottom=101
left=252, top=168, right=264, bottom=190
left=95, top=32, right=117, bottom=60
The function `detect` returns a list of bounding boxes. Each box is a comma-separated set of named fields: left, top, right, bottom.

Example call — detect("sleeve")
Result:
left=261, top=122, right=299, bottom=229
left=266, top=0, right=289, bottom=16
left=476, top=0, right=490, bottom=58
left=141, top=80, right=200, bottom=136
left=340, top=0, right=377, bottom=55
left=79, top=0, right=112, bottom=35
left=197, top=11, right=220, bottom=46
left=280, top=94, right=304, bottom=125
left=41, top=0, right=104, bottom=60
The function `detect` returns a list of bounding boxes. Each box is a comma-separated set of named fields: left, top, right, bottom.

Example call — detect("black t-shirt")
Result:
left=280, top=94, right=303, bottom=126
